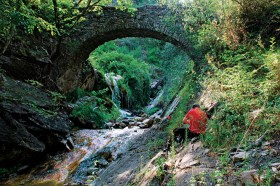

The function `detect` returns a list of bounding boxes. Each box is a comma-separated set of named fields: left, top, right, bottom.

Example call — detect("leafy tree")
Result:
left=0, top=0, right=134, bottom=55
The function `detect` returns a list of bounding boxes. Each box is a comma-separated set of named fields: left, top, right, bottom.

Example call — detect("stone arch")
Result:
left=52, top=5, right=192, bottom=92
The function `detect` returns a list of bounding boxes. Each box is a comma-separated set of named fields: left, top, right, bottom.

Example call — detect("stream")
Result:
left=1, top=128, right=140, bottom=185
left=0, top=77, right=175, bottom=186
left=0, top=110, right=166, bottom=186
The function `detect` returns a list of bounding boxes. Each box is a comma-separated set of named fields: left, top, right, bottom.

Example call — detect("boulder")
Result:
left=128, top=121, right=137, bottom=127
left=240, top=169, right=259, bottom=185
left=119, top=122, right=127, bottom=128
left=0, top=75, right=73, bottom=166
left=178, top=160, right=200, bottom=169
left=231, top=151, right=250, bottom=162
left=105, top=122, right=113, bottom=129
left=139, top=118, right=154, bottom=128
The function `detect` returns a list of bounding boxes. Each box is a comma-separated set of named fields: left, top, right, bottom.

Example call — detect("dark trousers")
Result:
left=165, top=127, right=200, bottom=151
left=187, top=128, right=200, bottom=139
left=173, top=127, right=200, bottom=144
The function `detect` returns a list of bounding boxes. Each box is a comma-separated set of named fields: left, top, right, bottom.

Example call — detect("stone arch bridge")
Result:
left=52, top=5, right=192, bottom=92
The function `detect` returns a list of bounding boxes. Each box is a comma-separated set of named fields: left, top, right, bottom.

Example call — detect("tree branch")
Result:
left=52, top=0, right=60, bottom=33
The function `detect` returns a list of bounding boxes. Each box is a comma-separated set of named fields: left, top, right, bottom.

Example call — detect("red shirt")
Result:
left=184, top=108, right=208, bottom=134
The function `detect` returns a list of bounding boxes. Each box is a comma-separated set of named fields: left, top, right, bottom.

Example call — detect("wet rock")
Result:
left=61, top=135, right=75, bottom=150
left=203, top=149, right=210, bottom=155
left=260, top=150, right=269, bottom=156
left=153, top=116, right=161, bottom=124
left=270, top=149, right=278, bottom=156
left=71, top=147, right=112, bottom=184
left=119, top=122, right=127, bottom=128
left=122, top=119, right=130, bottom=124
left=180, top=154, right=193, bottom=164
left=95, top=147, right=113, bottom=162
left=95, top=157, right=109, bottom=168
left=272, top=167, right=278, bottom=172
left=105, top=122, right=113, bottom=128
left=139, top=118, right=153, bottom=128
left=0, top=55, right=45, bottom=81
left=136, top=122, right=142, bottom=126
left=263, top=141, right=271, bottom=146
left=164, top=161, right=173, bottom=171
left=191, top=137, right=200, bottom=144
left=128, top=121, right=137, bottom=128
left=80, top=68, right=104, bottom=91
left=87, top=167, right=98, bottom=175
left=0, top=73, right=5, bottom=85
left=134, top=117, right=145, bottom=122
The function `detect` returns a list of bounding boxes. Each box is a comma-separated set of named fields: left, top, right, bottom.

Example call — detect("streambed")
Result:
left=1, top=122, right=164, bottom=186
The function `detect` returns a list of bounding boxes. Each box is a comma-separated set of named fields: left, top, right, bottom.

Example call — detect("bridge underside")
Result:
left=52, top=6, right=192, bottom=92
left=78, top=28, right=189, bottom=61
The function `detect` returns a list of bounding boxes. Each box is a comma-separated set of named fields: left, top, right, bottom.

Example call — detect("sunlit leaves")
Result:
left=0, top=0, right=134, bottom=45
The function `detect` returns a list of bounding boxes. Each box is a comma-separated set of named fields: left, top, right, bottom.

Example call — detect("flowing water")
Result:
left=104, top=73, right=122, bottom=105
left=145, top=90, right=164, bottom=111
left=1, top=125, right=148, bottom=186
left=0, top=76, right=171, bottom=186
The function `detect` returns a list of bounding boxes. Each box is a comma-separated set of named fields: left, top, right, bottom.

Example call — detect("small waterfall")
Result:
left=105, top=73, right=122, bottom=106
left=145, top=90, right=164, bottom=111
left=105, top=73, right=132, bottom=118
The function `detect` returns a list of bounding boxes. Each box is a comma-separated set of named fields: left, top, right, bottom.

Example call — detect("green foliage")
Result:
left=157, top=0, right=280, bottom=151
left=236, top=0, right=280, bottom=39
left=0, top=167, right=9, bottom=176
left=89, top=50, right=151, bottom=109
left=262, top=39, right=280, bottom=98
left=0, top=0, right=135, bottom=54
left=210, top=169, right=224, bottom=185
left=155, top=157, right=167, bottom=179
left=147, top=138, right=165, bottom=152
left=145, top=107, right=160, bottom=116
left=48, top=90, right=66, bottom=103
left=166, top=76, right=195, bottom=133
left=91, top=38, right=192, bottom=110
left=25, top=79, right=43, bottom=88
left=200, top=43, right=280, bottom=148
left=66, top=88, right=90, bottom=102
left=71, top=89, right=120, bottom=128
left=166, top=176, right=176, bottom=186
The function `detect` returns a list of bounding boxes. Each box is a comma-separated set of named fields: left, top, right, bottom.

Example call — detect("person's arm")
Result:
left=182, top=113, right=190, bottom=125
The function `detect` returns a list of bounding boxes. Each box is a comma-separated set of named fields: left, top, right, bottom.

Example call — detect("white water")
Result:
left=145, top=90, right=164, bottom=111
left=119, top=109, right=132, bottom=117
left=105, top=73, right=122, bottom=105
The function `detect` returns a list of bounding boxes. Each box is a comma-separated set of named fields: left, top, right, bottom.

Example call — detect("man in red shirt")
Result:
left=183, top=104, right=208, bottom=138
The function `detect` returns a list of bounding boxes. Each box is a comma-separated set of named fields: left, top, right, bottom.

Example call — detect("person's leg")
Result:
left=187, top=128, right=200, bottom=139
left=173, top=127, right=186, bottom=144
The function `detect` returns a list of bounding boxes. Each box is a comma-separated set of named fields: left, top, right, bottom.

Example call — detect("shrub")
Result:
left=201, top=43, right=280, bottom=149
left=71, top=89, right=120, bottom=128
left=89, top=51, right=151, bottom=109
